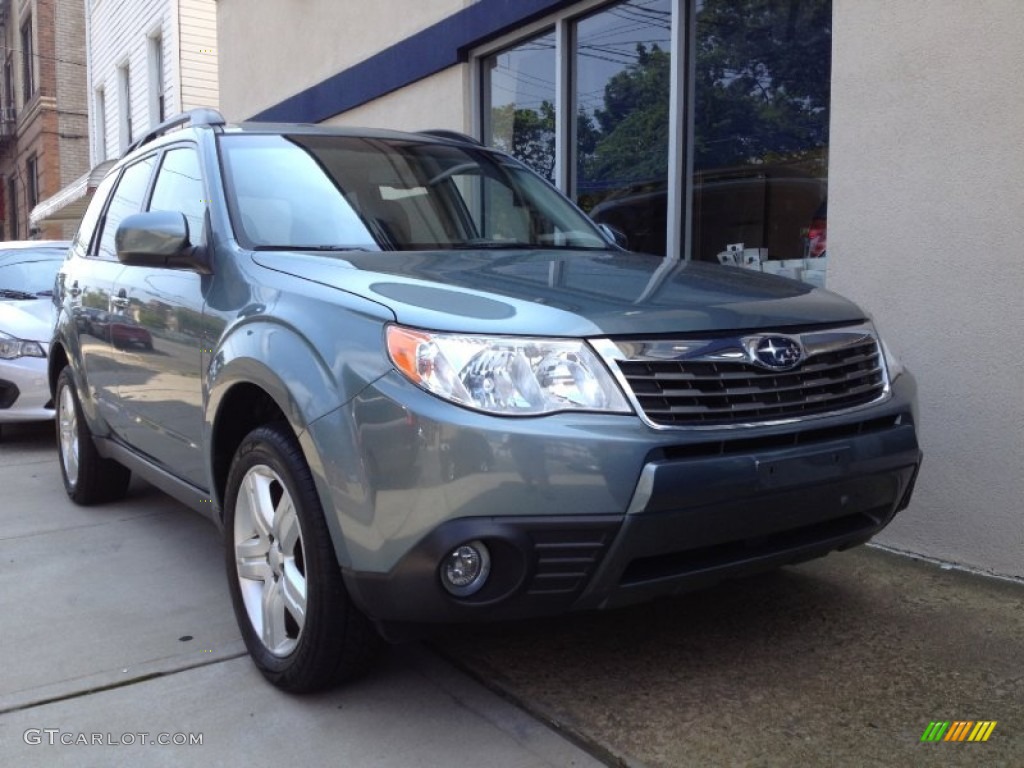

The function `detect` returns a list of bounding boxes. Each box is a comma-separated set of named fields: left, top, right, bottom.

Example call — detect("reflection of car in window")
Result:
left=589, top=166, right=826, bottom=262
left=807, top=200, right=827, bottom=258
left=88, top=311, right=154, bottom=350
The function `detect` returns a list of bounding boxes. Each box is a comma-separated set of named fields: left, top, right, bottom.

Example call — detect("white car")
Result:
left=0, top=241, right=71, bottom=435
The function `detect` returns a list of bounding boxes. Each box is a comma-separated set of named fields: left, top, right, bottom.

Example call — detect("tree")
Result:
left=490, top=100, right=557, bottom=182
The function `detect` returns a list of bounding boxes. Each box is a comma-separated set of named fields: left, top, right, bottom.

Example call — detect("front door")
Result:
left=115, top=145, right=209, bottom=488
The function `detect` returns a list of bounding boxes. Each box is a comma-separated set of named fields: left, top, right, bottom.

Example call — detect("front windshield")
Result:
left=0, top=252, right=66, bottom=297
left=218, top=133, right=609, bottom=252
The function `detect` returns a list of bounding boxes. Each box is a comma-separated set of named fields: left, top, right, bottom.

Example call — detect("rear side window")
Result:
left=95, top=156, right=157, bottom=261
left=149, top=146, right=206, bottom=245
left=72, top=172, right=119, bottom=258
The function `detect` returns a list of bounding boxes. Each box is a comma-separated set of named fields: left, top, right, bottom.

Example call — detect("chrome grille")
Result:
left=604, top=326, right=888, bottom=427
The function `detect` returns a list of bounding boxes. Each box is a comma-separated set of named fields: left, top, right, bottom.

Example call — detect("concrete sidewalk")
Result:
left=4, top=420, right=1022, bottom=767
left=0, top=422, right=600, bottom=767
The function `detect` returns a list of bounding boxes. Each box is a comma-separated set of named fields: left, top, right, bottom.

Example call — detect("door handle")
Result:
left=68, top=281, right=81, bottom=298
left=111, top=289, right=129, bottom=308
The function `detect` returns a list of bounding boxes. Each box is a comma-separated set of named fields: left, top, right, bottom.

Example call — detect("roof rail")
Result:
left=417, top=129, right=483, bottom=146
left=122, top=108, right=226, bottom=157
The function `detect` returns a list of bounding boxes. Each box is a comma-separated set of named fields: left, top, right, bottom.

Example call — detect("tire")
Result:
left=224, top=423, right=381, bottom=692
left=55, top=366, right=132, bottom=505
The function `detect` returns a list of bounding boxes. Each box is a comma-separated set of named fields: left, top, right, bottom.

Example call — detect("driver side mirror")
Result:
left=597, top=223, right=629, bottom=250
left=116, top=211, right=211, bottom=273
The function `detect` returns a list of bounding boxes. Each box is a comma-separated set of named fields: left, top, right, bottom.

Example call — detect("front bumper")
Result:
left=339, top=372, right=921, bottom=625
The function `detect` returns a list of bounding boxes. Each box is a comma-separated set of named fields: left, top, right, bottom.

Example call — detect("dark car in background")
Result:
left=50, top=111, right=921, bottom=693
left=590, top=166, right=826, bottom=261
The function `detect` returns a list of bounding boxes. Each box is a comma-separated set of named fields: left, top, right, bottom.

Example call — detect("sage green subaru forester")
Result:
left=50, top=110, right=921, bottom=692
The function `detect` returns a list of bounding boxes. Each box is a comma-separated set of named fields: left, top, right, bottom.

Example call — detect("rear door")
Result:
left=60, top=157, right=156, bottom=434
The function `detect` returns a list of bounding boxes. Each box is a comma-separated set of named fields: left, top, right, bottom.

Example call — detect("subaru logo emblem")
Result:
left=751, top=335, right=804, bottom=370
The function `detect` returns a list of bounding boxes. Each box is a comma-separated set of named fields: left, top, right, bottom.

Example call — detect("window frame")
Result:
left=26, top=154, right=39, bottom=210
left=473, top=0, right=694, bottom=262
left=118, top=62, right=133, bottom=153
left=148, top=32, right=166, bottom=126
left=7, top=175, right=18, bottom=240
left=20, top=16, right=34, bottom=103
left=91, top=153, right=159, bottom=262
left=95, top=87, right=107, bottom=161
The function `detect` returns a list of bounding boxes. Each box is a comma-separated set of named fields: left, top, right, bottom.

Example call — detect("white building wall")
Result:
left=179, top=0, right=220, bottom=110
left=830, top=0, right=1024, bottom=578
left=216, top=0, right=469, bottom=121
left=87, top=0, right=219, bottom=165
left=321, top=67, right=467, bottom=133
left=88, top=0, right=174, bottom=162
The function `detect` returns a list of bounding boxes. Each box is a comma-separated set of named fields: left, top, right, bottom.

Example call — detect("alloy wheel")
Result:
left=233, top=465, right=307, bottom=657
left=58, top=384, right=79, bottom=486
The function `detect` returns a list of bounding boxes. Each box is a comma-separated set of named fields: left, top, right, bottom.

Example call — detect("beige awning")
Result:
left=30, top=159, right=117, bottom=228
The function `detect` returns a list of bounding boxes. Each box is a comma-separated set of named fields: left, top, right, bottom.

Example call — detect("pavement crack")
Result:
left=0, top=652, right=248, bottom=716
left=0, top=510, right=172, bottom=543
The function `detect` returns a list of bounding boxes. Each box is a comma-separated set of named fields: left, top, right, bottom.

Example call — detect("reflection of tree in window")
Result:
left=574, top=0, right=672, bottom=257
left=486, top=31, right=557, bottom=182
left=693, top=0, right=831, bottom=172
left=691, top=0, right=831, bottom=263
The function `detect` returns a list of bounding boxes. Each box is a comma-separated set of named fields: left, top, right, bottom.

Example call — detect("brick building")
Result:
left=29, top=0, right=218, bottom=231
left=0, top=0, right=89, bottom=240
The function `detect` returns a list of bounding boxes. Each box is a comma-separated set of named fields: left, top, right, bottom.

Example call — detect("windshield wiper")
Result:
left=0, top=288, right=39, bottom=300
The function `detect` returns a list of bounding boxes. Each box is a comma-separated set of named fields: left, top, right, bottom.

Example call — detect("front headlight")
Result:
left=0, top=332, right=45, bottom=360
left=386, top=325, right=631, bottom=416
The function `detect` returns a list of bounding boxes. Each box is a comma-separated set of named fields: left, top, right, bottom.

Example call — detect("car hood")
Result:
left=0, top=299, right=54, bottom=344
left=251, top=249, right=864, bottom=336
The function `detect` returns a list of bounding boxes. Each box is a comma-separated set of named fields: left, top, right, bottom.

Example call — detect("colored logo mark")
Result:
left=920, top=721, right=997, bottom=742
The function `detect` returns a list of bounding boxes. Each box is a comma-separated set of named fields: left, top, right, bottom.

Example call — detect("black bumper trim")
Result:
left=344, top=515, right=623, bottom=624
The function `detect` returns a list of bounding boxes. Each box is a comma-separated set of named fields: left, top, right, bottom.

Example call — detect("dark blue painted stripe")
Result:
left=250, top=0, right=582, bottom=123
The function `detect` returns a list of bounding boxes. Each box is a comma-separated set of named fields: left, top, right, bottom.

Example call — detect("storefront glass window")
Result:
left=574, top=0, right=672, bottom=255
left=479, top=0, right=832, bottom=283
left=484, top=31, right=557, bottom=183
left=691, top=0, right=831, bottom=279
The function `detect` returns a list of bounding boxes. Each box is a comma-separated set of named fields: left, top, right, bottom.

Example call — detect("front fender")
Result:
left=205, top=316, right=392, bottom=567
left=206, top=318, right=343, bottom=436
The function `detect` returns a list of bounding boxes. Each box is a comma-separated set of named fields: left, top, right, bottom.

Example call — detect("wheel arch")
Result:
left=47, top=341, right=69, bottom=399
left=206, top=320, right=372, bottom=568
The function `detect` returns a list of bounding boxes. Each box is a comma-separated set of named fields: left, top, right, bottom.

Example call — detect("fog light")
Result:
left=440, top=540, right=491, bottom=597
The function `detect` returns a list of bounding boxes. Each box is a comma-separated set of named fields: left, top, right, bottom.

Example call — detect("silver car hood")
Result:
left=0, top=299, right=55, bottom=344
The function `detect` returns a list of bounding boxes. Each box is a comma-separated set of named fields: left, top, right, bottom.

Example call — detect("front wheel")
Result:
left=224, top=423, right=381, bottom=692
left=55, top=366, right=131, bottom=504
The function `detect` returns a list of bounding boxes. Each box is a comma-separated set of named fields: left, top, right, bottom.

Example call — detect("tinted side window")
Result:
left=149, top=146, right=206, bottom=244
left=96, top=156, right=157, bottom=261
left=72, top=172, right=119, bottom=258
